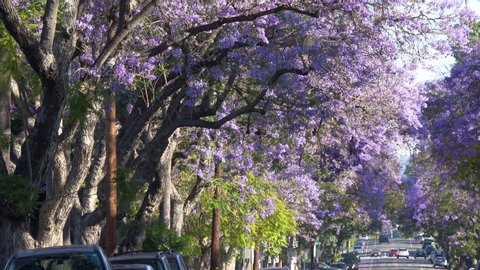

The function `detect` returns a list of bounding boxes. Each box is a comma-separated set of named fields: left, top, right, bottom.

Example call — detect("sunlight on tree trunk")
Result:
left=105, top=95, right=117, bottom=255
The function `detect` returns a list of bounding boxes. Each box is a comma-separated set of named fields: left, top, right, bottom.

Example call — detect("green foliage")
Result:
left=468, top=22, right=480, bottom=44
left=116, top=166, right=147, bottom=215
left=0, top=174, right=39, bottom=214
left=196, top=173, right=296, bottom=255
left=0, top=21, right=41, bottom=97
left=67, top=91, right=94, bottom=124
left=143, top=219, right=199, bottom=260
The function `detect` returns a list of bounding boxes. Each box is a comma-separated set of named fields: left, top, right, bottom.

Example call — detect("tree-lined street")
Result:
left=359, top=238, right=436, bottom=270
left=0, top=0, right=479, bottom=269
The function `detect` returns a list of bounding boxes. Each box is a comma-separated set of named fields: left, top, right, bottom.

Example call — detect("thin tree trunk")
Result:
left=222, top=245, right=237, bottom=270
left=105, top=95, right=117, bottom=255
left=253, top=248, right=261, bottom=270
left=310, top=244, right=315, bottom=270
left=210, top=163, right=221, bottom=270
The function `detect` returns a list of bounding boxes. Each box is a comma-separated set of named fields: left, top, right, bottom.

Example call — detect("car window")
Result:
left=7, top=252, right=103, bottom=270
left=110, top=259, right=159, bottom=270
left=166, top=258, right=180, bottom=270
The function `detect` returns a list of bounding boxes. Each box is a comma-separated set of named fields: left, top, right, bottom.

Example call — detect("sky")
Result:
left=398, top=0, right=480, bottom=170
left=414, top=0, right=480, bottom=83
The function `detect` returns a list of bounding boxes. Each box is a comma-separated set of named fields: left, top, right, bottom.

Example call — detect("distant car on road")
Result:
left=429, top=251, right=445, bottom=263
left=433, top=256, right=448, bottom=268
left=424, top=245, right=435, bottom=256
left=397, top=248, right=409, bottom=259
left=370, top=250, right=381, bottom=257
left=379, top=234, right=389, bottom=244
left=414, top=249, right=427, bottom=259
left=3, top=245, right=111, bottom=270
left=353, top=245, right=363, bottom=255
left=389, top=249, right=399, bottom=257
left=359, top=234, right=369, bottom=240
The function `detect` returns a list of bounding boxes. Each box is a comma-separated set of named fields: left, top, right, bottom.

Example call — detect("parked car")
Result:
left=359, top=234, right=369, bottom=240
left=341, top=252, right=359, bottom=270
left=370, top=249, right=381, bottom=257
left=389, top=249, right=399, bottom=257
left=414, top=249, right=427, bottom=259
left=422, top=239, right=434, bottom=249
left=397, top=248, right=409, bottom=259
left=421, top=235, right=434, bottom=244
left=424, top=245, right=435, bottom=256
left=379, top=234, right=389, bottom=244
left=329, top=262, right=347, bottom=270
left=317, top=262, right=333, bottom=269
left=428, top=251, right=445, bottom=263
left=112, top=264, right=155, bottom=270
left=3, top=245, right=111, bottom=270
left=433, top=256, right=448, bottom=268
left=352, top=245, right=363, bottom=255
left=110, top=250, right=187, bottom=270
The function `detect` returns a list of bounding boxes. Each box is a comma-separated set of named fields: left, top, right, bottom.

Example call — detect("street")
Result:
left=358, top=238, right=445, bottom=270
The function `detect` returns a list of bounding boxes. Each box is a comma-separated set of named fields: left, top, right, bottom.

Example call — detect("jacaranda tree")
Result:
left=0, top=0, right=475, bottom=268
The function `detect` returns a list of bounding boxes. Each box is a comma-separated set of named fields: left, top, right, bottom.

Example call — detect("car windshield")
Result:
left=7, top=252, right=103, bottom=270
left=166, top=258, right=180, bottom=270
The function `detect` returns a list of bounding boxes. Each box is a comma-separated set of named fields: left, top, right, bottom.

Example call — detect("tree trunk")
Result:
left=161, top=154, right=173, bottom=229
left=0, top=217, right=36, bottom=269
left=310, top=244, right=315, bottom=270
left=210, top=163, right=222, bottom=270
left=36, top=100, right=100, bottom=247
left=121, top=131, right=178, bottom=250
left=0, top=77, right=11, bottom=174
left=222, top=246, right=237, bottom=270
left=105, top=95, right=117, bottom=255
left=253, top=248, right=261, bottom=270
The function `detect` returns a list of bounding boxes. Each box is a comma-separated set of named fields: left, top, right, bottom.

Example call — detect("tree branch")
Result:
left=95, top=0, right=158, bottom=67
left=40, top=0, right=60, bottom=52
left=178, top=67, right=311, bottom=129
left=0, top=0, right=47, bottom=76
left=186, top=5, right=318, bottom=36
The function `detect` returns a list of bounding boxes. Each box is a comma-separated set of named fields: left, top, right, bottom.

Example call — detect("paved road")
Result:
left=356, top=237, right=447, bottom=270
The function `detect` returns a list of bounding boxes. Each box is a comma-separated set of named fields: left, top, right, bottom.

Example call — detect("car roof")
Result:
left=12, top=245, right=101, bottom=258
left=112, top=264, right=154, bottom=270
left=111, top=252, right=165, bottom=260
left=111, top=251, right=180, bottom=260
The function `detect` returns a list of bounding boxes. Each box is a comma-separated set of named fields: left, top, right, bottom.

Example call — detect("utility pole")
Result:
left=253, top=248, right=260, bottom=270
left=210, top=163, right=221, bottom=270
left=105, top=94, right=117, bottom=255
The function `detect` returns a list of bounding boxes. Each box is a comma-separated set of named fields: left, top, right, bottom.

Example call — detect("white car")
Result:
left=433, top=256, right=448, bottom=268
left=360, top=234, right=369, bottom=240
left=397, top=248, right=409, bottom=259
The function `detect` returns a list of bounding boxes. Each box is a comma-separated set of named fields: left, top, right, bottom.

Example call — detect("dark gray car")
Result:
left=110, top=251, right=188, bottom=270
left=3, top=245, right=111, bottom=270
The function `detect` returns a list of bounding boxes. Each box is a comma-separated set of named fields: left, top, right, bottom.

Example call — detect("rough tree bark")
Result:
left=121, top=131, right=179, bottom=250
left=0, top=78, right=11, bottom=174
